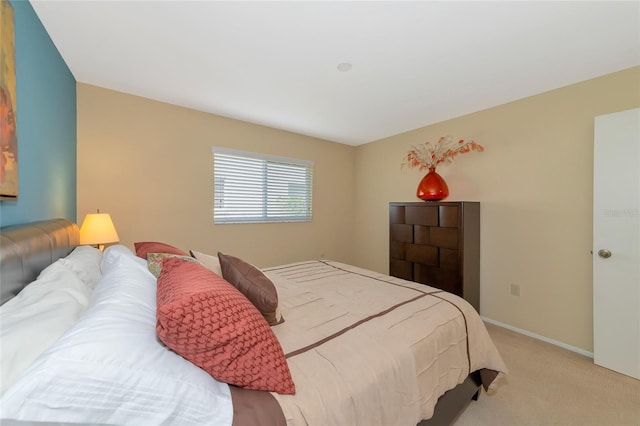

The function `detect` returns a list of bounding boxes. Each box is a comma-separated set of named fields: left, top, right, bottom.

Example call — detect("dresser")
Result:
left=389, top=201, right=480, bottom=311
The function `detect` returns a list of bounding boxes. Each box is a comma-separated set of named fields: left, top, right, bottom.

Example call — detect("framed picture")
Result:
left=1, top=0, right=18, bottom=200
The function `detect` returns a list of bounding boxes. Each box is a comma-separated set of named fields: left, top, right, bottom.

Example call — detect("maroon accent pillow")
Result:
left=155, top=257, right=295, bottom=395
left=218, top=252, right=284, bottom=326
left=134, top=241, right=188, bottom=260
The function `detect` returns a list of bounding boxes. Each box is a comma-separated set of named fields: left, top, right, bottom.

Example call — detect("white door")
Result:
left=593, top=108, right=640, bottom=380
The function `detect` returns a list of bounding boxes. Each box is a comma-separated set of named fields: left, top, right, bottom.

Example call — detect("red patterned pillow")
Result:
left=155, top=257, right=295, bottom=395
left=134, top=241, right=188, bottom=260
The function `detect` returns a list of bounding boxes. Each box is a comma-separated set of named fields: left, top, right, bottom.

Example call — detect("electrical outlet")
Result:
left=510, top=284, right=520, bottom=296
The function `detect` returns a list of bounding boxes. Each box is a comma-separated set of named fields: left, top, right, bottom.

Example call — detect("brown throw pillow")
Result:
left=218, top=252, right=284, bottom=326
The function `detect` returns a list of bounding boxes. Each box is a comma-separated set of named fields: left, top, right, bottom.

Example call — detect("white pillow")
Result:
left=0, top=260, right=92, bottom=394
left=189, top=249, right=223, bottom=276
left=99, top=243, right=138, bottom=271
left=59, top=245, right=103, bottom=289
left=0, top=245, right=233, bottom=426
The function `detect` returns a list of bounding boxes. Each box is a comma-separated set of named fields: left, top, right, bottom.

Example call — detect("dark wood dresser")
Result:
left=389, top=201, right=480, bottom=311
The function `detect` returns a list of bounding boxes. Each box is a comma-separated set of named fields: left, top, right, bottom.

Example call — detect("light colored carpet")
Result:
left=453, top=322, right=640, bottom=426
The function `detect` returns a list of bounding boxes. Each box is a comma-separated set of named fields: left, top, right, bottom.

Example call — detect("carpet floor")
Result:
left=452, top=322, right=640, bottom=426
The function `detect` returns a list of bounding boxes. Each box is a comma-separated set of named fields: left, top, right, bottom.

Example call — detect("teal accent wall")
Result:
left=0, top=0, right=76, bottom=226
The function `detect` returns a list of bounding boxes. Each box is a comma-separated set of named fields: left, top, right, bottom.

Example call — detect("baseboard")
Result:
left=481, top=316, right=594, bottom=359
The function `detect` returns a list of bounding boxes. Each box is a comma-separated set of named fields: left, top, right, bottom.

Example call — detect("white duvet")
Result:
left=1, top=248, right=506, bottom=426
left=1, top=246, right=233, bottom=426
left=0, top=247, right=100, bottom=394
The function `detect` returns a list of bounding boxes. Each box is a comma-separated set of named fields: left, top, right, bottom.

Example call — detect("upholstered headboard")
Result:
left=0, top=218, right=79, bottom=305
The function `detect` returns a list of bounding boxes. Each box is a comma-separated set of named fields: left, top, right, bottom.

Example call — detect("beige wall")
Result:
left=79, top=67, right=639, bottom=353
left=77, top=84, right=356, bottom=267
left=352, top=66, right=640, bottom=352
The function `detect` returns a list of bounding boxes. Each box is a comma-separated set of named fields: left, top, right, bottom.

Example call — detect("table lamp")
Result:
left=79, top=210, right=120, bottom=251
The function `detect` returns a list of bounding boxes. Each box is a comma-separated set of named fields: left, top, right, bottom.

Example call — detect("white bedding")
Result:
left=1, top=246, right=233, bottom=426
left=0, top=246, right=101, bottom=394
left=1, top=247, right=506, bottom=426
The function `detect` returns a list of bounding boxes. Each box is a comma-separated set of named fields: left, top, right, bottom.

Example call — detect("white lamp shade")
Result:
left=79, top=213, right=120, bottom=246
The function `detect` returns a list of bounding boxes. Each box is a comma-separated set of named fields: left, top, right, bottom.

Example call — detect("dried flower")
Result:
left=402, top=135, right=484, bottom=171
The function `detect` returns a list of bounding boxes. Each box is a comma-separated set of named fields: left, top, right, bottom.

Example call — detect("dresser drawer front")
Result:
left=390, top=258, right=413, bottom=281
left=390, top=224, right=413, bottom=243
left=405, top=206, right=438, bottom=226
left=405, top=244, right=438, bottom=265
left=429, top=227, right=458, bottom=249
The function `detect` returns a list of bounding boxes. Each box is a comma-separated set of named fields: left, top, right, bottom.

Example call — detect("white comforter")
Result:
left=1, top=248, right=505, bottom=426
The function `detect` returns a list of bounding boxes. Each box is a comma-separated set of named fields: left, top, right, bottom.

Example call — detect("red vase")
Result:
left=417, top=167, right=449, bottom=201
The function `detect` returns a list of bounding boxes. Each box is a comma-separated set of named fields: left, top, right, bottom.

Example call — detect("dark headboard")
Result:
left=0, top=218, right=79, bottom=304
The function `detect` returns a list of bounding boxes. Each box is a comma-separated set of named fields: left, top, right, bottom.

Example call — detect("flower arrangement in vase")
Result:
left=402, top=135, right=484, bottom=201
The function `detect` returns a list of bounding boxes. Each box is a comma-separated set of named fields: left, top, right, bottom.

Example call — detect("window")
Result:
left=212, top=147, right=313, bottom=224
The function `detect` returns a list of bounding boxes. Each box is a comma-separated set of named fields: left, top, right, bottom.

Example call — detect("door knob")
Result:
left=597, top=249, right=612, bottom=259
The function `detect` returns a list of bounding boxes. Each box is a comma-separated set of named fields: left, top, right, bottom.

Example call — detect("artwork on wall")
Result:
left=1, top=0, right=18, bottom=200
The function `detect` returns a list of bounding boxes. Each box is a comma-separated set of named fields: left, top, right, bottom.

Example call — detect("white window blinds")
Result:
left=212, top=147, right=313, bottom=224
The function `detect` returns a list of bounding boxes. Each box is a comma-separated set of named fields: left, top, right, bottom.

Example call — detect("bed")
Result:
left=0, top=218, right=506, bottom=425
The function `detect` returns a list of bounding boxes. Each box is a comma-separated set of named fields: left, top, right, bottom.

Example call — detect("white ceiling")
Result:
left=30, top=1, right=640, bottom=146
